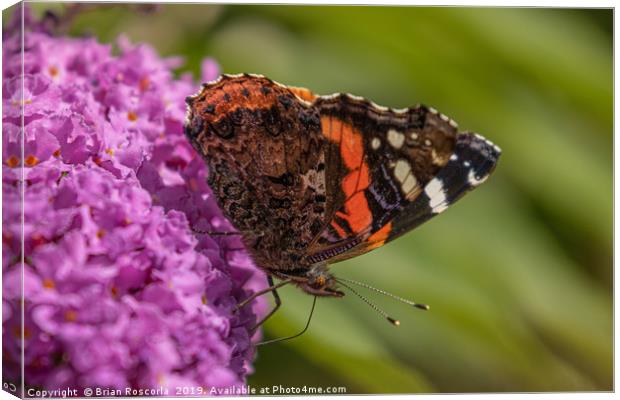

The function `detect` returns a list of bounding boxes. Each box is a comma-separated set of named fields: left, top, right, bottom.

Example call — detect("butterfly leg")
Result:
left=256, top=296, right=317, bottom=346
left=250, top=276, right=283, bottom=333
left=234, top=276, right=291, bottom=313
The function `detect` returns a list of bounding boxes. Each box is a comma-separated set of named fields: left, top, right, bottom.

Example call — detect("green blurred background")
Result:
left=27, top=4, right=613, bottom=393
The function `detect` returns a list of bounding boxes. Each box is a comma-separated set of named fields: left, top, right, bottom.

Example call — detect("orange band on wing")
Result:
left=321, top=115, right=340, bottom=142
left=321, top=116, right=374, bottom=234
left=366, top=222, right=393, bottom=250
left=342, top=163, right=370, bottom=197
left=340, top=122, right=364, bottom=169
left=336, top=192, right=372, bottom=233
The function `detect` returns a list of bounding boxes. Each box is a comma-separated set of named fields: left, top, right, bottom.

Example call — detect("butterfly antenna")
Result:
left=336, top=280, right=401, bottom=326
left=336, top=277, right=430, bottom=311
left=256, top=296, right=317, bottom=346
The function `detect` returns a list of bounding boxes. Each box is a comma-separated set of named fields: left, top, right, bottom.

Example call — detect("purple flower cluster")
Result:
left=2, top=8, right=267, bottom=394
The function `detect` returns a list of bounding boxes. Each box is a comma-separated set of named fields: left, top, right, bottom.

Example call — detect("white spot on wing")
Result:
left=467, top=169, right=489, bottom=186
left=450, top=154, right=458, bottom=161
left=394, top=159, right=418, bottom=195
left=425, top=178, right=448, bottom=214
left=401, top=174, right=417, bottom=193
left=371, top=137, right=381, bottom=150
left=394, top=159, right=411, bottom=183
left=432, top=202, right=449, bottom=214
left=387, top=129, right=405, bottom=149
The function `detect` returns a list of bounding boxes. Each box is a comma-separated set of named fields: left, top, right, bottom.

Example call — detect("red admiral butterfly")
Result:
left=184, top=74, right=500, bottom=336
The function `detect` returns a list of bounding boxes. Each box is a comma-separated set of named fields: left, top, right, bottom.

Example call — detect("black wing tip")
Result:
left=457, top=132, right=501, bottom=159
left=450, top=132, right=501, bottom=187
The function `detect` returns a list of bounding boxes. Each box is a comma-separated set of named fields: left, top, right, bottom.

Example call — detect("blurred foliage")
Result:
left=26, top=4, right=612, bottom=393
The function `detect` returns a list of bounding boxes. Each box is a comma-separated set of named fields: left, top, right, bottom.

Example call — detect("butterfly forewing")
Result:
left=304, top=95, right=462, bottom=264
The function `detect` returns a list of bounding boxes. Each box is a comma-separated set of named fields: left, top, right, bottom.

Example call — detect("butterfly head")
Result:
left=299, top=264, right=345, bottom=298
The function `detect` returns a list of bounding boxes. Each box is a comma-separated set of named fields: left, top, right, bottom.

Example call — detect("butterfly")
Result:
left=184, top=74, right=500, bottom=334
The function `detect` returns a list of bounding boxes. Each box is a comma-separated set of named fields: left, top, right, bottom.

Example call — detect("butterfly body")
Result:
left=184, top=74, right=500, bottom=298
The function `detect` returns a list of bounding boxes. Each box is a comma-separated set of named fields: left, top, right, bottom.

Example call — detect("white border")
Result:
left=0, top=1, right=615, bottom=400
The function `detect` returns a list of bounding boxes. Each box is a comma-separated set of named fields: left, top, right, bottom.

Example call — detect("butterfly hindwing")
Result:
left=185, top=75, right=329, bottom=270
